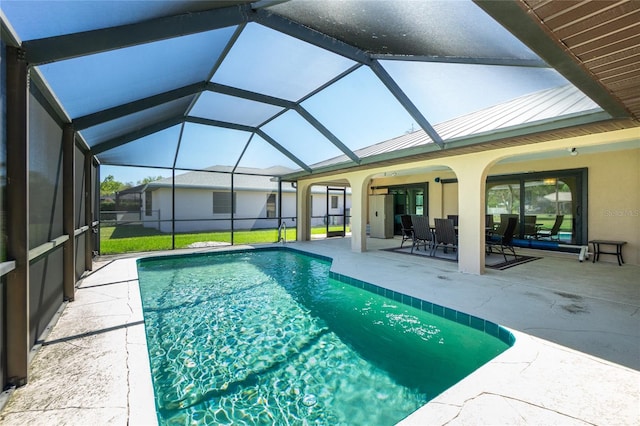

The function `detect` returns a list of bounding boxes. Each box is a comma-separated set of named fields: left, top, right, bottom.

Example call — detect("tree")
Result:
left=138, top=176, right=164, bottom=185
left=100, top=175, right=128, bottom=196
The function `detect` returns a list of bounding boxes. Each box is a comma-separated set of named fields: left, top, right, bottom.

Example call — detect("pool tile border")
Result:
left=137, top=246, right=514, bottom=347
left=136, top=245, right=334, bottom=266
left=329, top=270, right=516, bottom=347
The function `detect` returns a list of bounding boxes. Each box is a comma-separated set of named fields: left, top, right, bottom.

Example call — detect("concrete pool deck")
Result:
left=0, top=237, right=638, bottom=425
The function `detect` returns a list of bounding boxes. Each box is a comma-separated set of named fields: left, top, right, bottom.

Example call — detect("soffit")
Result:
left=518, top=0, right=640, bottom=120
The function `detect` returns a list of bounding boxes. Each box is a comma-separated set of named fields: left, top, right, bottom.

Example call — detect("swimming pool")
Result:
left=137, top=248, right=513, bottom=425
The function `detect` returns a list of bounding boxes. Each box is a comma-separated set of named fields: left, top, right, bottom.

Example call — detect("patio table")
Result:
left=589, top=240, right=627, bottom=266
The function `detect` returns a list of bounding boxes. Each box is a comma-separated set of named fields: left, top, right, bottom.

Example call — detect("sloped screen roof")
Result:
left=1, top=0, right=616, bottom=177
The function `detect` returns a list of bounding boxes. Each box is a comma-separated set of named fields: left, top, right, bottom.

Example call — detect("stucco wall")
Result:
left=442, top=182, right=459, bottom=219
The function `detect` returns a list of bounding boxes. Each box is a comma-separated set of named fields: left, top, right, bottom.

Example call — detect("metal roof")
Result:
left=310, top=84, right=603, bottom=169
left=147, top=172, right=284, bottom=193
left=2, top=0, right=637, bottom=178
left=146, top=166, right=295, bottom=191
left=144, top=166, right=335, bottom=193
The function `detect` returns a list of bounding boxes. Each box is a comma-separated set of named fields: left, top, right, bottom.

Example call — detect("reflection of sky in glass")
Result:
left=213, top=23, right=355, bottom=101
left=269, top=0, right=539, bottom=60
left=237, top=134, right=299, bottom=171
left=96, top=125, right=181, bottom=168
left=1, top=0, right=216, bottom=40
left=38, top=28, right=235, bottom=117
left=261, top=110, right=345, bottom=166
left=175, top=123, right=251, bottom=170
left=302, top=66, right=419, bottom=151
left=382, top=61, right=569, bottom=124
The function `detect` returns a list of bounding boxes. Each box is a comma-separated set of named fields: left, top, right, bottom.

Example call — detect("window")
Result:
left=331, top=195, right=338, bottom=209
left=266, top=193, right=276, bottom=218
left=212, top=191, right=235, bottom=214
left=144, top=190, right=152, bottom=216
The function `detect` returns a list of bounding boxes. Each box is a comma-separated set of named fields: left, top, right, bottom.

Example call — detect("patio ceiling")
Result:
left=2, top=0, right=638, bottom=178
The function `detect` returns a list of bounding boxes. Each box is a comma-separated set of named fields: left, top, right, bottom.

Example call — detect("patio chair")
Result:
left=433, top=218, right=458, bottom=260
left=447, top=214, right=459, bottom=227
left=537, top=214, right=564, bottom=240
left=399, top=214, right=414, bottom=248
left=523, top=215, right=538, bottom=239
left=486, top=216, right=518, bottom=262
left=491, top=214, right=519, bottom=241
left=410, top=215, right=434, bottom=255
left=485, top=214, right=495, bottom=230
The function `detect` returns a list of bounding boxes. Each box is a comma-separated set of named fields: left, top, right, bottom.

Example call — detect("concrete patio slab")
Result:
left=0, top=237, right=638, bottom=425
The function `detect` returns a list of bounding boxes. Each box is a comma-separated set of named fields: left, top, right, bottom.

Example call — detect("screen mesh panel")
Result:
left=29, top=91, right=64, bottom=249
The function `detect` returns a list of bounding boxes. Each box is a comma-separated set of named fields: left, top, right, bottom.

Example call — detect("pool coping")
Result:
left=136, top=246, right=516, bottom=423
left=1, top=241, right=637, bottom=425
left=131, top=244, right=638, bottom=425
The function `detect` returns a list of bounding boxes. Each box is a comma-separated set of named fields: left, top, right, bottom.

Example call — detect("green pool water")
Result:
left=137, top=248, right=511, bottom=425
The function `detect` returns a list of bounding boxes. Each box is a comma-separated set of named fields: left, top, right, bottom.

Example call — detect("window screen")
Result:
left=266, top=193, right=276, bottom=218
left=213, top=191, right=235, bottom=214
left=145, top=190, right=153, bottom=216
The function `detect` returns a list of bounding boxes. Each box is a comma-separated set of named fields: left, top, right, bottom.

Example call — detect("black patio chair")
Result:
left=537, top=214, right=564, bottom=240
left=410, top=215, right=435, bottom=255
left=486, top=216, right=518, bottom=262
left=485, top=214, right=495, bottom=230
left=433, top=218, right=458, bottom=260
left=490, top=214, right=519, bottom=242
left=523, top=215, right=538, bottom=239
left=399, top=214, right=414, bottom=248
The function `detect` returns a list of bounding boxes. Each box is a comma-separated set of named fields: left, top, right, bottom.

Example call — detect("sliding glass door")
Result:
left=487, top=169, right=587, bottom=245
left=326, top=187, right=347, bottom=237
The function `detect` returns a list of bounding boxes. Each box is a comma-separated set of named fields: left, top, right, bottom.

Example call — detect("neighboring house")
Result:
left=140, top=166, right=351, bottom=233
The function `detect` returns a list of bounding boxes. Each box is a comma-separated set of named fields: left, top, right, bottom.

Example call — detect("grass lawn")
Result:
left=100, top=225, right=349, bottom=254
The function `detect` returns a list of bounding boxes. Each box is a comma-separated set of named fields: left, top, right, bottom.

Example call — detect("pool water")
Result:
left=137, top=249, right=511, bottom=425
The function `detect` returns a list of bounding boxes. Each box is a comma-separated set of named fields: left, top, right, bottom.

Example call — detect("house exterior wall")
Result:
left=442, top=182, right=459, bottom=219
left=142, top=188, right=299, bottom=233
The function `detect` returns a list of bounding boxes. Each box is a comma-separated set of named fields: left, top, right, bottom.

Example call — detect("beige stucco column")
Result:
left=295, top=180, right=312, bottom=241
left=429, top=176, right=444, bottom=220
left=444, top=153, right=496, bottom=274
left=345, top=173, right=371, bottom=252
